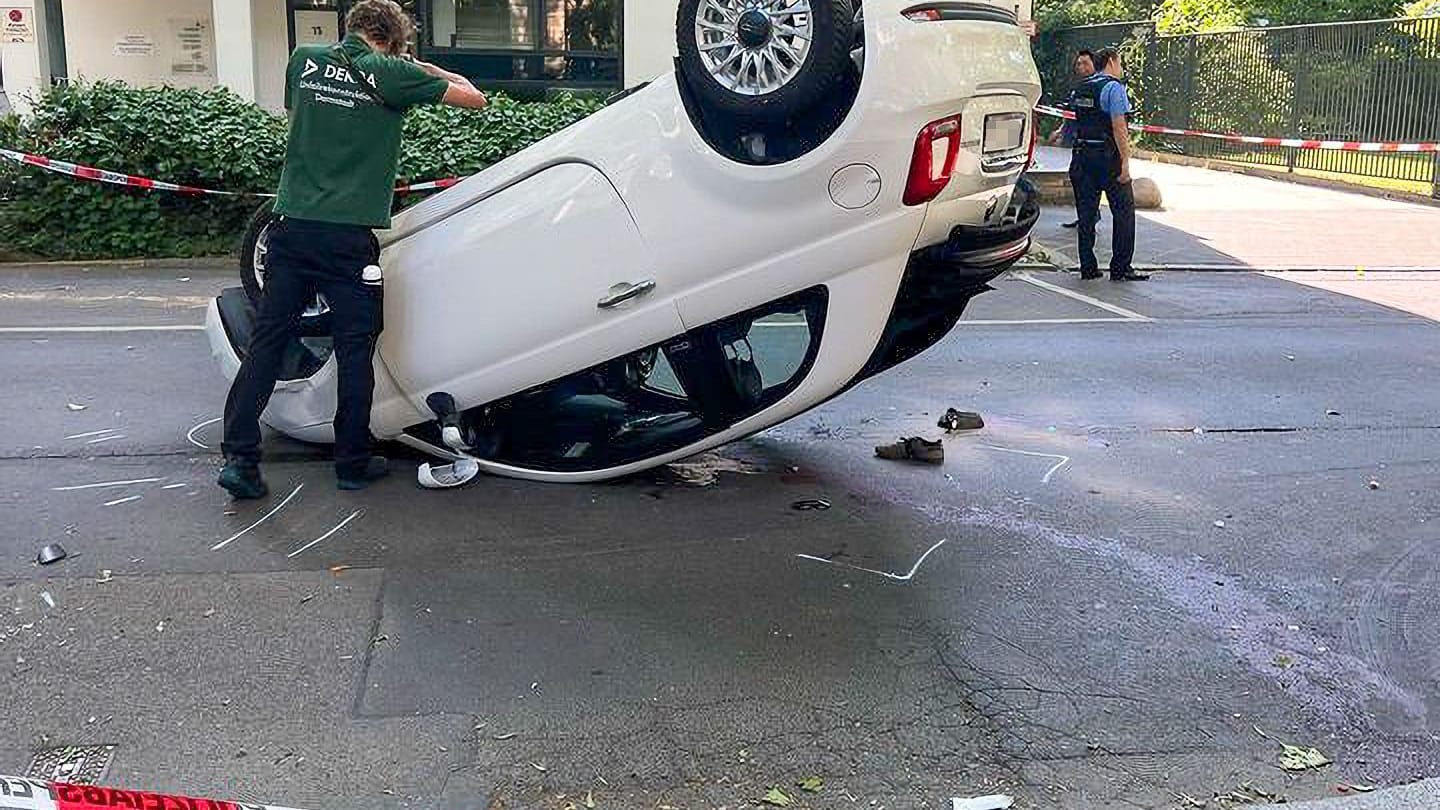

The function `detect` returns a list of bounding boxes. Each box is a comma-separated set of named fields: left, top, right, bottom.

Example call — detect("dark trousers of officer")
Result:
left=1069, top=143, right=1136, bottom=275
left=222, top=218, right=383, bottom=479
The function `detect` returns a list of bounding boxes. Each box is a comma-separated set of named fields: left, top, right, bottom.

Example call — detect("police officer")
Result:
left=1069, top=48, right=1147, bottom=282
left=1047, top=49, right=1097, bottom=229
left=218, top=0, right=489, bottom=499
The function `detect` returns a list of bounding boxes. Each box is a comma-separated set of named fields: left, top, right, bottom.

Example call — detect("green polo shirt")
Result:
left=274, top=34, right=449, bottom=229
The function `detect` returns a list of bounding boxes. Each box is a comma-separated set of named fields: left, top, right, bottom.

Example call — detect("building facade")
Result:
left=0, top=0, right=1031, bottom=114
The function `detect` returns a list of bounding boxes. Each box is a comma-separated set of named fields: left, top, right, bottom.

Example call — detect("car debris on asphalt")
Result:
left=36, top=544, right=68, bottom=565
left=792, top=498, right=831, bottom=511
left=951, top=794, right=1014, bottom=810
left=875, top=437, right=945, bottom=464
left=938, top=408, right=985, bottom=432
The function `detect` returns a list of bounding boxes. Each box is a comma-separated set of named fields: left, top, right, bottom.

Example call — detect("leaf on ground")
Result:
left=1279, top=743, right=1332, bottom=771
left=762, top=787, right=794, bottom=807
left=797, top=776, right=823, bottom=793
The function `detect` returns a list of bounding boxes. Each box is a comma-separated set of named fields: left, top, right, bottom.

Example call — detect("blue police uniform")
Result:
left=1068, top=72, right=1137, bottom=279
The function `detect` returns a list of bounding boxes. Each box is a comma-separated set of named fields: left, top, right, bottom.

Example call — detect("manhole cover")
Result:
left=25, top=745, right=116, bottom=784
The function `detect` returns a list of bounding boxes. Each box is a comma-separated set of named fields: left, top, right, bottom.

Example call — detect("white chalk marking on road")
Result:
left=52, top=477, right=164, bottom=492
left=85, top=434, right=125, bottom=445
left=981, top=445, right=1072, bottom=484
left=162, top=483, right=188, bottom=490
left=66, top=428, right=120, bottom=440
left=186, top=416, right=223, bottom=450
left=0, top=325, right=203, bottom=333
left=961, top=317, right=1139, bottom=326
left=1013, top=272, right=1153, bottom=322
left=103, top=495, right=143, bottom=507
left=796, top=538, right=950, bottom=583
left=287, top=510, right=363, bottom=559
left=212, top=483, right=305, bottom=552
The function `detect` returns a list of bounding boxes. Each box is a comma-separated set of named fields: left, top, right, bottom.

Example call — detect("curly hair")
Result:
left=345, top=0, right=415, bottom=56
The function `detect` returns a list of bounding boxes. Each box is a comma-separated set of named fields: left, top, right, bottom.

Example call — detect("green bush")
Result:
left=0, top=82, right=605, bottom=260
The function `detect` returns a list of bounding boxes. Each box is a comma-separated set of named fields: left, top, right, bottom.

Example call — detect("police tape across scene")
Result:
left=1037, top=104, right=1440, bottom=153
left=0, top=773, right=310, bottom=810
left=0, top=148, right=462, bottom=198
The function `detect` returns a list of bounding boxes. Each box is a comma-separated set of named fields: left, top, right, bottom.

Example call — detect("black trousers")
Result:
left=222, top=218, right=383, bottom=478
left=1069, top=144, right=1136, bottom=274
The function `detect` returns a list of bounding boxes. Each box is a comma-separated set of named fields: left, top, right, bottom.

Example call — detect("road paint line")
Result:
left=1013, top=272, right=1153, bottom=322
left=0, top=325, right=204, bottom=333
left=53, top=477, right=164, bottom=492
left=796, top=538, right=950, bottom=583
left=186, top=416, right=223, bottom=450
left=981, top=445, right=1071, bottom=483
left=65, top=428, right=120, bottom=440
left=212, top=483, right=305, bottom=551
left=85, top=434, right=125, bottom=444
left=287, top=510, right=363, bottom=559
left=103, top=495, right=142, bottom=507
left=162, top=483, right=188, bottom=490
left=961, top=317, right=1139, bottom=326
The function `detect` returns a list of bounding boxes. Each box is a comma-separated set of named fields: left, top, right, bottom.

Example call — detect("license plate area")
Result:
left=983, top=113, right=1027, bottom=154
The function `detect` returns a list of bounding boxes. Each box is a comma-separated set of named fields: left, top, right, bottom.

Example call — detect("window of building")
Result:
left=419, top=0, right=622, bottom=91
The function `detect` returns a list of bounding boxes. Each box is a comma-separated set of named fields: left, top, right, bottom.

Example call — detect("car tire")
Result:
left=676, top=0, right=856, bottom=122
left=238, top=200, right=275, bottom=307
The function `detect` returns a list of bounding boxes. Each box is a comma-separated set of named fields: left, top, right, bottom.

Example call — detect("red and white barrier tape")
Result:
left=0, top=148, right=464, bottom=197
left=0, top=774, right=308, bottom=810
left=1036, top=104, right=1440, bottom=153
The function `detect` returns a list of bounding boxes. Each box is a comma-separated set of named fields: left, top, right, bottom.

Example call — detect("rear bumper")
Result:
left=851, top=178, right=1038, bottom=382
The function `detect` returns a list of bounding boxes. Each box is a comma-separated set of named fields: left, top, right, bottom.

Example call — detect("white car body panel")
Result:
left=207, top=1, right=1042, bottom=483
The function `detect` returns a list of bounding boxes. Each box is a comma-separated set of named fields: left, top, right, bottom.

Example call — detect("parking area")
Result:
left=2, top=265, right=1438, bottom=809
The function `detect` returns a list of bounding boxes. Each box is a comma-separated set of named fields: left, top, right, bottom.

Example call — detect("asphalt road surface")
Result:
left=2, top=264, right=1438, bottom=810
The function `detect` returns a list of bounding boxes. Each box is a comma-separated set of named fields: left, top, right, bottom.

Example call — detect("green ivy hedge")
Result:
left=0, top=82, right=604, bottom=261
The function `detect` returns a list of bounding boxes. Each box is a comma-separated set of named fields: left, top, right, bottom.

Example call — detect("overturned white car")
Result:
left=207, top=0, right=1042, bottom=483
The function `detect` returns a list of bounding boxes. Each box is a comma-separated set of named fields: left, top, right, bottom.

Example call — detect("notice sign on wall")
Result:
left=293, top=9, right=340, bottom=47
left=170, top=18, right=214, bottom=77
left=1, top=7, right=34, bottom=43
left=114, top=33, right=156, bottom=57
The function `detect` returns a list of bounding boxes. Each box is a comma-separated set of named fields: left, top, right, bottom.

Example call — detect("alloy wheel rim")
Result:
left=695, top=0, right=815, bottom=96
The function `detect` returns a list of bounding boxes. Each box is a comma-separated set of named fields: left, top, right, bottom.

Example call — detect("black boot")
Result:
left=337, top=456, right=391, bottom=491
left=218, top=462, right=269, bottom=500
left=1110, top=270, right=1151, bottom=282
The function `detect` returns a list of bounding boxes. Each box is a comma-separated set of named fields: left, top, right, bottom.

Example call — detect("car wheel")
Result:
left=676, top=0, right=856, bottom=122
left=238, top=201, right=331, bottom=321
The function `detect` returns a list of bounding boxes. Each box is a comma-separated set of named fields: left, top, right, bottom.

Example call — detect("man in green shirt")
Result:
left=220, top=0, right=488, bottom=498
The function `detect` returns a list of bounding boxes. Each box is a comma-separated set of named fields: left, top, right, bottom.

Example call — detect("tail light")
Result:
left=904, top=115, right=963, bottom=206
left=904, top=8, right=942, bottom=21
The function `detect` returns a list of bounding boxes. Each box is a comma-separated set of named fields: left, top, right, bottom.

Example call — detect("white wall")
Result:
left=62, top=0, right=216, bottom=89
left=0, top=0, right=47, bottom=114
left=253, top=0, right=290, bottom=110
left=623, top=0, right=678, bottom=87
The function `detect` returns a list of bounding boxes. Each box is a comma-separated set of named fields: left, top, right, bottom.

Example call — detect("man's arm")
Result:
left=1112, top=114, right=1131, bottom=184
left=411, top=58, right=489, bottom=109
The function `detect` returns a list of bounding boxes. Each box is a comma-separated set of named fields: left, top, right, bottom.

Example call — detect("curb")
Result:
left=1029, top=241, right=1440, bottom=273
left=1256, top=778, right=1440, bottom=810
left=0, top=257, right=234, bottom=271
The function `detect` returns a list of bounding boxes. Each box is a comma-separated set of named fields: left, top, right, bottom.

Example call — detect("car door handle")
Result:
left=597, top=279, right=656, bottom=309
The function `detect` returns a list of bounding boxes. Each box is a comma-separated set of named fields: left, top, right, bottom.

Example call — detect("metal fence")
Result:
left=1037, top=18, right=1440, bottom=197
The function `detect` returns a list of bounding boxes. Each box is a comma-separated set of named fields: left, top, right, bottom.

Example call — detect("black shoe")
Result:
left=337, top=456, right=390, bottom=491
left=218, top=463, right=268, bottom=500
left=1079, top=269, right=1104, bottom=280
left=1111, top=271, right=1151, bottom=282
left=1061, top=219, right=1080, bottom=229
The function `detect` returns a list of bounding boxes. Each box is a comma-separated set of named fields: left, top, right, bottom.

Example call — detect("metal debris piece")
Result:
left=1279, top=743, right=1332, bottom=771
left=1367, top=480, right=1380, bottom=490
left=66, top=403, right=87, bottom=412
left=1213, top=520, right=1226, bottom=529
left=530, top=762, right=548, bottom=772
left=938, top=409, right=985, bottom=432
left=792, top=498, right=832, bottom=511
left=951, top=796, right=1014, bottom=810
left=40, top=592, right=55, bottom=609
left=36, top=544, right=68, bottom=565
left=493, top=732, right=516, bottom=741
left=1338, top=783, right=1377, bottom=793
